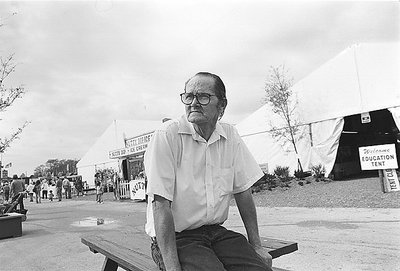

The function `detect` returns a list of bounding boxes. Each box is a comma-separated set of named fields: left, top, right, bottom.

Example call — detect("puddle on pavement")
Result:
left=71, top=217, right=116, bottom=227
left=296, top=220, right=359, bottom=229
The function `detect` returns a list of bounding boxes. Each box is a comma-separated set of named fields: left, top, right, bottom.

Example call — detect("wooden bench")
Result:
left=81, top=231, right=298, bottom=271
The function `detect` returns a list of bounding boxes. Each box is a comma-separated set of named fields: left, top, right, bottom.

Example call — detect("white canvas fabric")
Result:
left=388, top=106, right=400, bottom=131
left=236, top=43, right=399, bottom=176
left=307, top=118, right=344, bottom=177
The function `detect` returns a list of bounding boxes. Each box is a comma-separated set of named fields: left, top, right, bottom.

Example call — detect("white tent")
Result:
left=236, top=42, right=400, bottom=176
left=77, top=120, right=161, bottom=187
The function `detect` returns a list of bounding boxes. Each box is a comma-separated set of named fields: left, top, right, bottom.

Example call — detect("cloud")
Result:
left=0, top=1, right=398, bottom=175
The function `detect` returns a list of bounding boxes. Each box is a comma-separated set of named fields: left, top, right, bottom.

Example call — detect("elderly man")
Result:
left=144, top=72, right=272, bottom=271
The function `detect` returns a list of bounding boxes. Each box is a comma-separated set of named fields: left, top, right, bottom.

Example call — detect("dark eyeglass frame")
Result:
left=180, top=92, right=217, bottom=106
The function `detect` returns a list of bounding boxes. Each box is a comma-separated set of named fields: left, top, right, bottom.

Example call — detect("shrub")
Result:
left=252, top=173, right=279, bottom=193
left=273, top=166, right=290, bottom=182
left=294, top=169, right=306, bottom=179
left=310, top=164, right=326, bottom=181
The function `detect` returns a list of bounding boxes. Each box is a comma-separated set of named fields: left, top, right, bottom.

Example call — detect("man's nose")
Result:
left=190, top=95, right=200, bottom=106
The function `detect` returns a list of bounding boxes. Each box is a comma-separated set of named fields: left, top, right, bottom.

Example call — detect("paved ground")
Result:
left=0, top=193, right=399, bottom=271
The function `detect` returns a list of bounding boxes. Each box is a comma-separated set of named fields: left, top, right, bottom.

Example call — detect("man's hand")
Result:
left=254, top=245, right=272, bottom=268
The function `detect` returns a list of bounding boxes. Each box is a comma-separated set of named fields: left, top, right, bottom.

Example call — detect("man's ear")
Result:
left=218, top=99, right=227, bottom=120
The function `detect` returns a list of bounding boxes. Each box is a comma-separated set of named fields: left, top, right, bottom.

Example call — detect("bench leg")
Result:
left=102, top=257, right=118, bottom=271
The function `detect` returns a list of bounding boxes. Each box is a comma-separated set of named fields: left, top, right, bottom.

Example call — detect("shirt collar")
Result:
left=178, top=115, right=227, bottom=142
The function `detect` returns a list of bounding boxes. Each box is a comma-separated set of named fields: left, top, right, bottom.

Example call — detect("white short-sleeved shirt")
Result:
left=144, top=115, right=263, bottom=237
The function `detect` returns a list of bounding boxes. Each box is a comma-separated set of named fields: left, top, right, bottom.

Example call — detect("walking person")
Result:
left=95, top=173, right=103, bottom=204
left=75, top=177, right=83, bottom=197
left=34, top=180, right=42, bottom=203
left=48, top=190, right=54, bottom=201
left=111, top=172, right=119, bottom=200
left=41, top=180, right=48, bottom=199
left=26, top=181, right=35, bottom=202
left=145, top=72, right=272, bottom=271
left=56, top=177, right=63, bottom=201
left=63, top=177, right=71, bottom=199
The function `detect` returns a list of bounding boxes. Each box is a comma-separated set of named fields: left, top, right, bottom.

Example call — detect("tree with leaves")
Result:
left=264, top=65, right=303, bottom=172
left=33, top=159, right=79, bottom=178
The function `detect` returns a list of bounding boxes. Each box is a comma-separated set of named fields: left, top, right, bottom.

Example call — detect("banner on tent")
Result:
left=358, top=144, right=398, bottom=170
left=109, top=132, right=154, bottom=159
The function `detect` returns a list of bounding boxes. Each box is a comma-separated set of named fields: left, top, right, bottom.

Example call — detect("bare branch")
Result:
left=0, top=121, right=30, bottom=153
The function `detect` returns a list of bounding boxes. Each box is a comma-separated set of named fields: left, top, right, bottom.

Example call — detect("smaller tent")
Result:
left=77, top=120, right=161, bottom=187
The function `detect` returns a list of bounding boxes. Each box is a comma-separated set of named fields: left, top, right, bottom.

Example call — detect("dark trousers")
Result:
left=151, top=224, right=270, bottom=271
left=11, top=193, right=25, bottom=211
left=57, top=187, right=62, bottom=200
left=42, top=190, right=48, bottom=199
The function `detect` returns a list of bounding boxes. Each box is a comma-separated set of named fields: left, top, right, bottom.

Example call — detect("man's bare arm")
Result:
left=153, top=195, right=182, bottom=271
left=234, top=188, right=272, bottom=268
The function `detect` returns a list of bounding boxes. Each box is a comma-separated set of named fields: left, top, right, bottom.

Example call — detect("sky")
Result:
left=0, top=0, right=398, bottom=176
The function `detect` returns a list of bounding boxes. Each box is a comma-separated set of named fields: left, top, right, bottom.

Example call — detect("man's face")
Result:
left=184, top=75, right=221, bottom=125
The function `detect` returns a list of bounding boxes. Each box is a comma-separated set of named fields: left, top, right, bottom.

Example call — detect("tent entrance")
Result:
left=332, top=109, right=399, bottom=180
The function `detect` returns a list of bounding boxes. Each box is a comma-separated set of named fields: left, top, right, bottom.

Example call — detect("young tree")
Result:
left=0, top=15, right=29, bottom=153
left=264, top=65, right=304, bottom=172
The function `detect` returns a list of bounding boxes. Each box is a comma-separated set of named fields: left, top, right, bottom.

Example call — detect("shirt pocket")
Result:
left=216, top=168, right=234, bottom=196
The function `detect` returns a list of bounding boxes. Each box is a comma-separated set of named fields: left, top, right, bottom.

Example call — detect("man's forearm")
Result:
left=234, top=188, right=261, bottom=246
left=153, top=196, right=182, bottom=271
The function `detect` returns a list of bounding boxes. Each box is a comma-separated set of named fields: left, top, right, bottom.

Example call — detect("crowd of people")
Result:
left=0, top=176, right=87, bottom=206
left=0, top=172, right=123, bottom=208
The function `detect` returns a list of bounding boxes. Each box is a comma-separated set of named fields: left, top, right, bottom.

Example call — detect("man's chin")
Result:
left=187, top=114, right=205, bottom=124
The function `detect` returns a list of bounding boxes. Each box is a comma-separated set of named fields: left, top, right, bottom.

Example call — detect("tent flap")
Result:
left=306, top=118, right=344, bottom=177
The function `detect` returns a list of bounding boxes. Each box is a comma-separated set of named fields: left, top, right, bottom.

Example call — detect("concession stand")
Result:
left=109, top=131, right=154, bottom=201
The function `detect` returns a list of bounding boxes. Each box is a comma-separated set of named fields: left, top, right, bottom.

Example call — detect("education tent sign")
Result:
left=358, top=144, right=398, bottom=170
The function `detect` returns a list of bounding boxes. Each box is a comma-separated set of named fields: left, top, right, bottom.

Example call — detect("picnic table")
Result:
left=81, top=230, right=298, bottom=271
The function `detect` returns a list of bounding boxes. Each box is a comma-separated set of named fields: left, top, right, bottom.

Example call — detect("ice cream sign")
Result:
left=358, top=144, right=398, bottom=170
left=109, top=132, right=154, bottom=159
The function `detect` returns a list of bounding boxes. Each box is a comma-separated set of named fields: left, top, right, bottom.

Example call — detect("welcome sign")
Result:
left=358, top=144, right=398, bottom=170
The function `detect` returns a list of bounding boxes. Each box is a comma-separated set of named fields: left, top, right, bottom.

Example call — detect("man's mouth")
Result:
left=189, top=108, right=202, bottom=114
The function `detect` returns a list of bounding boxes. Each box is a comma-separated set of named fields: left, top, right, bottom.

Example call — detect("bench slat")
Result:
left=81, top=232, right=158, bottom=271
left=82, top=231, right=297, bottom=271
left=261, top=237, right=298, bottom=259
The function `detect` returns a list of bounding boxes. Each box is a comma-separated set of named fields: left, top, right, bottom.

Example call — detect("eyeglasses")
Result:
left=180, top=92, right=217, bottom=106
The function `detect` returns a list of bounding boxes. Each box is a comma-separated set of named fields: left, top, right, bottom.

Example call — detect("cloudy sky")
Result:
left=0, top=0, right=398, bottom=176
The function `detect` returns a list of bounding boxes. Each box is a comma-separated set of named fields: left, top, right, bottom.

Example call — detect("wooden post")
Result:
left=382, top=168, right=400, bottom=193
left=379, top=169, right=387, bottom=193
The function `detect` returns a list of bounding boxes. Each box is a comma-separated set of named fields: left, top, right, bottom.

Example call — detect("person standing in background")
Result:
left=10, top=177, right=26, bottom=211
left=56, top=177, right=63, bottom=201
left=95, top=173, right=104, bottom=204
left=63, top=177, right=71, bottom=199
left=3, top=182, right=10, bottom=202
left=26, top=181, right=35, bottom=202
left=48, top=190, right=54, bottom=201
left=34, top=180, right=42, bottom=204
left=76, top=177, right=83, bottom=197
left=42, top=180, right=48, bottom=199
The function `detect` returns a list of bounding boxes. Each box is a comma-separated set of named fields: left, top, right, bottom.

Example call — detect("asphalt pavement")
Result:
left=0, top=193, right=399, bottom=271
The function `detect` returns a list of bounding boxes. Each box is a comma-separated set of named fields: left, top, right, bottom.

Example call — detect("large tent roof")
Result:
left=236, top=42, right=399, bottom=173
left=237, top=42, right=400, bottom=136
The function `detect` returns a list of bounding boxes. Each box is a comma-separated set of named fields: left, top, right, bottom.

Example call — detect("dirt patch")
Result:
left=251, top=177, right=400, bottom=208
